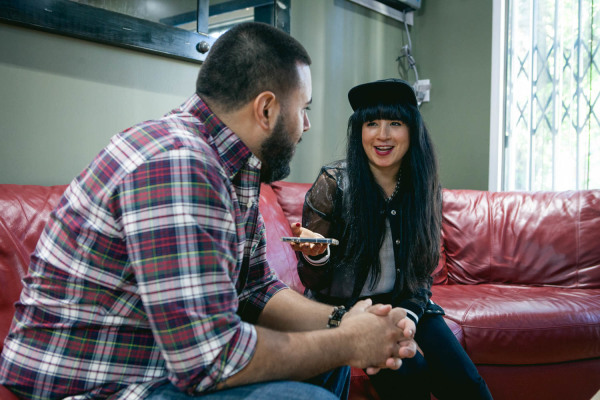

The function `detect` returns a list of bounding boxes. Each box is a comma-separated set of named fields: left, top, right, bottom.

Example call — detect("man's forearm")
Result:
left=257, top=288, right=335, bottom=332
left=217, top=288, right=344, bottom=389
left=217, top=325, right=351, bottom=390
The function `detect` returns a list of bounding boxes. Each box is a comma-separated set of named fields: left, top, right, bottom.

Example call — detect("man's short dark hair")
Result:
left=196, top=22, right=311, bottom=111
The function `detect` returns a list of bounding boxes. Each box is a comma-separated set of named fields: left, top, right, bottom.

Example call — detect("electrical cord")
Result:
left=396, top=10, right=430, bottom=106
left=397, top=10, right=419, bottom=82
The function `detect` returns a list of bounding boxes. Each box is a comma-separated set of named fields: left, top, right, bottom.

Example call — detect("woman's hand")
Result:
left=288, top=222, right=329, bottom=257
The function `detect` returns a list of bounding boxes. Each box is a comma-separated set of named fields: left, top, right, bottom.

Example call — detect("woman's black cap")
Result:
left=348, top=78, right=418, bottom=111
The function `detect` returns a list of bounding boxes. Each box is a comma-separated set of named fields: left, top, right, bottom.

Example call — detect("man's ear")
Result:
left=253, top=91, right=280, bottom=131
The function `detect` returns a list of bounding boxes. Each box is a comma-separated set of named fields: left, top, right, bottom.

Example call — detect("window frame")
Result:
left=491, top=0, right=599, bottom=191
left=489, top=0, right=507, bottom=192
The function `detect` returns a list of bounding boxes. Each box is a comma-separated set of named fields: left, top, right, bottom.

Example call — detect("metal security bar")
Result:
left=504, top=0, right=599, bottom=190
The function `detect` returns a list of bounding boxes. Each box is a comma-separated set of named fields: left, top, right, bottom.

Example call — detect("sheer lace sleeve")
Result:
left=297, top=170, right=340, bottom=290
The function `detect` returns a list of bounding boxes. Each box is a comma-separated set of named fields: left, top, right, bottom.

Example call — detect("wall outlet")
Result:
left=414, top=79, right=431, bottom=103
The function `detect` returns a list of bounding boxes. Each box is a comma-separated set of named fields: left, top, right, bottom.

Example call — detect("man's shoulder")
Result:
left=123, top=113, right=210, bottom=151
left=78, top=113, right=221, bottom=195
left=111, top=113, right=221, bottom=170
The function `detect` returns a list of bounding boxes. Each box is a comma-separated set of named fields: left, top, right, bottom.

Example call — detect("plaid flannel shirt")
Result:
left=0, top=94, right=287, bottom=399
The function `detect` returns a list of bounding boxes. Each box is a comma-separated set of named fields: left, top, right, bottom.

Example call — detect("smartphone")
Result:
left=281, top=237, right=339, bottom=246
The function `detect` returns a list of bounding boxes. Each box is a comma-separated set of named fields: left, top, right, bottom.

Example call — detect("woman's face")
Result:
left=361, top=119, right=410, bottom=175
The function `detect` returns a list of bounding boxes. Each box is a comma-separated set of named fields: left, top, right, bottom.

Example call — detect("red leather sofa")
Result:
left=1, top=182, right=599, bottom=400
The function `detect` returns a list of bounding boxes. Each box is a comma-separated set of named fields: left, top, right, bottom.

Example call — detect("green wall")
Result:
left=0, top=24, right=198, bottom=185
left=413, top=0, right=493, bottom=189
left=287, top=0, right=411, bottom=184
left=0, top=0, right=493, bottom=189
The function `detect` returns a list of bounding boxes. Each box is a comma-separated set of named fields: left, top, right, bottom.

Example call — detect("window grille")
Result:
left=504, top=0, right=599, bottom=190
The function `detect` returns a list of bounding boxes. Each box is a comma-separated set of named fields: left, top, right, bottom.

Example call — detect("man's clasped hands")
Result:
left=337, top=298, right=417, bottom=374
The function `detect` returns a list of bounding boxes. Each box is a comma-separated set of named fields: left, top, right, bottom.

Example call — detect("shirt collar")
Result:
left=180, top=94, right=261, bottom=179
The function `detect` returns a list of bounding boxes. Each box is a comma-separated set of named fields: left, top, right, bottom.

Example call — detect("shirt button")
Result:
left=395, top=239, right=401, bottom=245
left=396, top=268, right=401, bottom=273
left=390, top=210, right=397, bottom=215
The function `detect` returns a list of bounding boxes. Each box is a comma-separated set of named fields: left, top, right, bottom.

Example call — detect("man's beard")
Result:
left=259, top=112, right=297, bottom=183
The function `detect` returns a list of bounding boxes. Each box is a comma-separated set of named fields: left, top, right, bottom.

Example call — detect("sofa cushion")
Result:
left=0, top=384, right=18, bottom=400
left=0, top=184, right=67, bottom=277
left=270, top=181, right=312, bottom=223
left=431, top=242, right=448, bottom=285
left=0, top=184, right=67, bottom=352
left=259, top=184, right=305, bottom=293
left=477, top=359, right=600, bottom=400
left=442, top=189, right=600, bottom=288
left=432, top=284, right=600, bottom=365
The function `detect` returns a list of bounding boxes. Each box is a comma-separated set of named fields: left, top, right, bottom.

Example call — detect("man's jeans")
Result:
left=146, top=367, right=351, bottom=400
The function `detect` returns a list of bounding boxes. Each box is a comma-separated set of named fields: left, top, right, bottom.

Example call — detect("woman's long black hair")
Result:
left=344, top=102, right=441, bottom=295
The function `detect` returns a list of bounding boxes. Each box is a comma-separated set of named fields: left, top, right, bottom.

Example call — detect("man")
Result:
left=0, top=22, right=416, bottom=399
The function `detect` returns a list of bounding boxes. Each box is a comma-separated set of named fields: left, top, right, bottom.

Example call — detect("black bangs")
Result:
left=348, top=103, right=420, bottom=146
left=351, top=102, right=416, bottom=124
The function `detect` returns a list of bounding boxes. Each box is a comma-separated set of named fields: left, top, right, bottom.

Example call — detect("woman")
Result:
left=293, top=79, right=492, bottom=400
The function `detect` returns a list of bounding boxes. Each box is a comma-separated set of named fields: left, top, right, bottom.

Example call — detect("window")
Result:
left=501, top=0, right=599, bottom=191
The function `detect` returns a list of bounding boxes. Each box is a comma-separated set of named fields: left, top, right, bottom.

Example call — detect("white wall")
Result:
left=288, top=0, right=409, bottom=183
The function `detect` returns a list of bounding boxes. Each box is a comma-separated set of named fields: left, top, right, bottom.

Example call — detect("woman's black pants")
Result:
left=367, top=314, right=493, bottom=400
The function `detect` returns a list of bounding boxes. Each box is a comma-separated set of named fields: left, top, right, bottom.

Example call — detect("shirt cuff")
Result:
left=301, top=246, right=330, bottom=266
left=403, top=308, right=419, bottom=324
left=192, top=321, right=257, bottom=394
left=238, top=279, right=288, bottom=324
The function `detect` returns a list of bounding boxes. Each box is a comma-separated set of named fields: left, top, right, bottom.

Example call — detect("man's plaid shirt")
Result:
left=0, top=94, right=287, bottom=399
